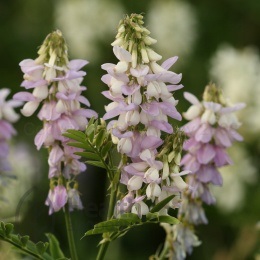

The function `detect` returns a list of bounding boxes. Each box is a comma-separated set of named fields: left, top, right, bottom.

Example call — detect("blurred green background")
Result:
left=0, top=0, right=260, bottom=259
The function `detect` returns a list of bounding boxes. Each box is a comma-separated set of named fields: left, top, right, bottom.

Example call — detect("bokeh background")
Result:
left=0, top=0, right=260, bottom=259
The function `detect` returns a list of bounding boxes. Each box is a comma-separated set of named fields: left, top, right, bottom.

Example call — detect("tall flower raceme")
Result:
left=179, top=83, right=245, bottom=224
left=13, top=30, right=97, bottom=214
left=0, top=88, right=21, bottom=184
left=101, top=14, right=189, bottom=217
left=154, top=84, right=245, bottom=260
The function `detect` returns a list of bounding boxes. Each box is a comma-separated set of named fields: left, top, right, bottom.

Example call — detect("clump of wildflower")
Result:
left=14, top=30, right=97, bottom=214
left=0, top=88, right=21, bottom=182
left=102, top=14, right=187, bottom=217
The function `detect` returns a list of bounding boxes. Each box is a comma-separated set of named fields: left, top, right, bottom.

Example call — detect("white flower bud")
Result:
left=150, top=61, right=165, bottom=73
left=168, top=151, right=175, bottom=163
left=146, top=183, right=161, bottom=200
left=183, top=105, right=202, bottom=120
left=110, top=80, right=123, bottom=95
left=117, top=137, right=132, bottom=154
left=105, top=101, right=118, bottom=112
left=56, top=100, right=67, bottom=113
left=132, top=90, right=142, bottom=105
left=111, top=134, right=119, bottom=144
left=131, top=44, right=138, bottom=68
left=162, top=158, right=169, bottom=180
left=33, top=85, right=48, bottom=100
left=143, top=36, right=157, bottom=45
left=141, top=47, right=149, bottom=63
left=125, top=110, right=140, bottom=126
left=174, top=153, right=181, bottom=165
left=131, top=201, right=149, bottom=217
left=114, top=61, right=128, bottom=73
left=44, top=67, right=56, bottom=82
left=171, top=175, right=187, bottom=191
left=147, top=81, right=161, bottom=98
left=2, top=107, right=19, bottom=123
left=21, top=101, right=40, bottom=117
left=127, top=176, right=143, bottom=191
left=145, top=167, right=159, bottom=182
left=118, top=25, right=125, bottom=33
left=201, top=109, right=216, bottom=125
left=111, top=37, right=124, bottom=46
left=146, top=48, right=162, bottom=61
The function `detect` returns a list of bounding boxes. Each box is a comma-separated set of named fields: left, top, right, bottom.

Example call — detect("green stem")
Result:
left=96, top=179, right=118, bottom=260
left=0, top=238, right=44, bottom=260
left=158, top=242, right=169, bottom=260
left=64, top=204, right=78, bottom=260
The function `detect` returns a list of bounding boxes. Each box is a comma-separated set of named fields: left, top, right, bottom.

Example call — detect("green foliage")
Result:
left=83, top=211, right=179, bottom=242
left=45, top=233, right=66, bottom=259
left=63, top=118, right=117, bottom=180
left=0, top=222, right=68, bottom=260
left=150, top=195, right=175, bottom=213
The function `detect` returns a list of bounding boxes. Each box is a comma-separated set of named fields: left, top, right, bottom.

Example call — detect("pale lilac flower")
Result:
left=180, top=83, right=245, bottom=217
left=14, top=30, right=97, bottom=214
left=67, top=188, right=83, bottom=211
left=45, top=185, right=68, bottom=215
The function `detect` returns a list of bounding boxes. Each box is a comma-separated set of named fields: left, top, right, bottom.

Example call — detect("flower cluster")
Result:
left=179, top=83, right=245, bottom=225
left=157, top=84, right=245, bottom=259
left=160, top=223, right=201, bottom=260
left=0, top=88, right=21, bottom=175
left=14, top=30, right=97, bottom=214
left=101, top=14, right=188, bottom=217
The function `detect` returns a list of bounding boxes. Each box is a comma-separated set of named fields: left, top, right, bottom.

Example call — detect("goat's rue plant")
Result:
left=0, top=14, right=244, bottom=260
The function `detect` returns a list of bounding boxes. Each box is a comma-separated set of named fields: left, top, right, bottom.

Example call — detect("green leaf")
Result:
left=85, top=124, right=96, bottom=136
left=84, top=218, right=135, bottom=237
left=11, top=235, right=22, bottom=245
left=95, top=219, right=130, bottom=228
left=86, top=117, right=96, bottom=128
left=95, top=129, right=106, bottom=148
left=150, top=195, right=175, bottom=213
left=66, top=129, right=86, bottom=139
left=20, top=235, right=30, bottom=247
left=36, top=241, right=48, bottom=255
left=67, top=142, right=93, bottom=151
left=5, top=223, right=14, bottom=237
left=146, top=212, right=159, bottom=221
left=101, top=141, right=113, bottom=158
left=75, top=152, right=100, bottom=161
left=112, top=170, right=120, bottom=190
left=0, top=222, right=5, bottom=236
left=46, top=233, right=65, bottom=259
left=158, top=215, right=179, bottom=225
left=88, top=129, right=95, bottom=142
left=63, top=133, right=84, bottom=143
left=119, top=213, right=141, bottom=224
left=84, top=226, right=119, bottom=236
left=86, top=160, right=106, bottom=169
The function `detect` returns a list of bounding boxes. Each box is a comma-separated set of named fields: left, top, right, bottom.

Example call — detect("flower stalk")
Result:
left=64, top=203, right=78, bottom=260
